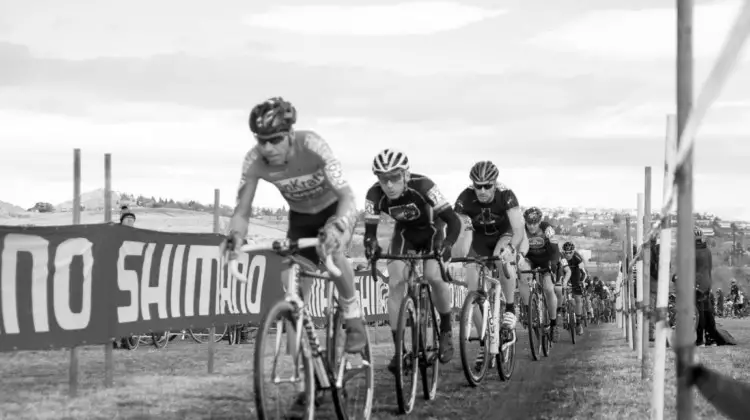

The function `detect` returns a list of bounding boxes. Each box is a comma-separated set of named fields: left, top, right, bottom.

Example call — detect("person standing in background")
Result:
left=694, top=226, right=720, bottom=347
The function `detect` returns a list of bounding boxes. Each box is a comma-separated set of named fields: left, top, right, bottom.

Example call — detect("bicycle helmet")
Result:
left=372, top=149, right=410, bottom=175
left=248, top=97, right=297, bottom=139
left=469, top=161, right=499, bottom=184
left=562, top=241, right=575, bottom=253
left=524, top=207, right=543, bottom=224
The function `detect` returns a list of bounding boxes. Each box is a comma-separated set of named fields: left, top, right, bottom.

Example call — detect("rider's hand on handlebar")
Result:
left=318, top=217, right=348, bottom=256
left=364, top=236, right=381, bottom=260
left=434, top=238, right=454, bottom=261
left=220, top=230, right=245, bottom=261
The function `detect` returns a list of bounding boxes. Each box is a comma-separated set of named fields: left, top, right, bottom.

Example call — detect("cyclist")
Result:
left=453, top=161, right=525, bottom=367
left=222, top=97, right=365, bottom=354
left=562, top=241, right=588, bottom=335
left=362, top=149, right=462, bottom=373
left=518, top=207, right=569, bottom=342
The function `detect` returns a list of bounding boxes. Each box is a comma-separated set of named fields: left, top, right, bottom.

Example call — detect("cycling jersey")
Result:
left=454, top=183, right=519, bottom=237
left=525, top=221, right=558, bottom=268
left=565, top=251, right=585, bottom=294
left=364, top=174, right=458, bottom=254
left=238, top=130, right=347, bottom=214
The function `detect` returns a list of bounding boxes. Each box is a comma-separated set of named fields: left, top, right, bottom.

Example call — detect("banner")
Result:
left=0, top=224, right=467, bottom=351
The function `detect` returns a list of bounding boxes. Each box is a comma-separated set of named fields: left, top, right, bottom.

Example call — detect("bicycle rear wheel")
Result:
left=419, top=287, right=439, bottom=401
left=459, top=291, right=490, bottom=386
left=567, top=301, right=576, bottom=345
left=330, top=308, right=374, bottom=420
left=540, top=295, right=551, bottom=357
left=395, top=294, right=419, bottom=414
left=527, top=291, right=542, bottom=361
left=254, top=300, right=315, bottom=420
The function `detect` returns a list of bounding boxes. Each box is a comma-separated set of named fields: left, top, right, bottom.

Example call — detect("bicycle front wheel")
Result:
left=567, top=301, right=576, bottom=345
left=254, top=300, right=315, bottom=420
left=395, top=294, right=419, bottom=414
left=459, top=290, right=490, bottom=386
left=330, top=309, right=374, bottom=420
left=527, top=291, right=542, bottom=361
left=419, top=286, right=439, bottom=401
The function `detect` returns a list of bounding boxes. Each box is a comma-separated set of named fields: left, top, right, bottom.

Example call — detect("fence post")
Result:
left=625, top=217, right=632, bottom=346
left=642, top=166, right=652, bottom=379
left=636, top=193, right=644, bottom=359
left=208, top=188, right=220, bottom=374
left=104, top=153, right=114, bottom=388
left=652, top=114, right=677, bottom=420
left=69, top=148, right=81, bottom=398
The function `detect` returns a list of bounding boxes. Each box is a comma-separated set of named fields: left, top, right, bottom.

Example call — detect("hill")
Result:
left=55, top=188, right=123, bottom=211
left=0, top=200, right=25, bottom=216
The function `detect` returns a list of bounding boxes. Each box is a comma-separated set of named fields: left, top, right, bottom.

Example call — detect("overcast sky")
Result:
left=1, top=0, right=749, bottom=219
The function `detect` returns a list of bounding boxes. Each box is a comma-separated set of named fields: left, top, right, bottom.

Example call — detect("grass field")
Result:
left=2, top=318, right=748, bottom=419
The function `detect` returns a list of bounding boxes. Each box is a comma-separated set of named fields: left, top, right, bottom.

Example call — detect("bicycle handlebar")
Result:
left=370, top=251, right=453, bottom=283
left=229, top=237, right=341, bottom=282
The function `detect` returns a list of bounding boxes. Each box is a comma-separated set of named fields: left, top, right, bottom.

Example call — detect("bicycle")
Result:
left=369, top=249, right=452, bottom=415
left=581, top=291, right=590, bottom=328
left=561, top=283, right=577, bottom=345
left=231, top=238, right=374, bottom=420
left=518, top=266, right=554, bottom=361
left=453, top=255, right=517, bottom=386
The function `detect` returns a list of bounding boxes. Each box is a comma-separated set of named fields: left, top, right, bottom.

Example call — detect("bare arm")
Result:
left=562, top=265, right=572, bottom=284
left=507, top=207, right=525, bottom=250
left=228, top=175, right=259, bottom=237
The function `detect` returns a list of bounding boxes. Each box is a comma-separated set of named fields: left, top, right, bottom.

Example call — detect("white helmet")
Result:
left=372, top=149, right=409, bottom=175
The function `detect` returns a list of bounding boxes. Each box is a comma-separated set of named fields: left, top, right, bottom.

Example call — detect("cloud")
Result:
left=529, top=0, right=748, bottom=61
left=243, top=2, right=506, bottom=36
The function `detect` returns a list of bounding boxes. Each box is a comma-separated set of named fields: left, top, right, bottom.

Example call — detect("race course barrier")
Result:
left=0, top=223, right=467, bottom=352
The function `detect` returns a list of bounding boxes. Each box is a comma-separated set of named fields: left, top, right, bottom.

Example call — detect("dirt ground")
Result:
left=1, top=319, right=748, bottom=420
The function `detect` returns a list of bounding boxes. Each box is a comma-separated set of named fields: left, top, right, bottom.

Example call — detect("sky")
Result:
left=1, top=0, right=750, bottom=220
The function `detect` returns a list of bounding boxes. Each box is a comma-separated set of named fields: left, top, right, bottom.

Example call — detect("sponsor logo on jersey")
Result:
left=388, top=203, right=421, bottom=222
left=528, top=236, right=546, bottom=250
left=273, top=169, right=326, bottom=201
left=426, top=186, right=448, bottom=208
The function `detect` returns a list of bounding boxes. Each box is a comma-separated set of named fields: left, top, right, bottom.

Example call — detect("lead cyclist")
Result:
left=221, top=97, right=366, bottom=354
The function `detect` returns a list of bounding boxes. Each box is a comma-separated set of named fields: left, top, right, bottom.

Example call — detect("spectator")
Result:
left=716, top=288, right=724, bottom=318
left=694, top=226, right=721, bottom=347
left=120, top=205, right=136, bottom=226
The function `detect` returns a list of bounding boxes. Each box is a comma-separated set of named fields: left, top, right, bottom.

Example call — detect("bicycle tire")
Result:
left=330, top=309, right=375, bottom=420
left=188, top=324, right=228, bottom=344
left=254, top=300, right=315, bottom=420
left=419, top=286, right=439, bottom=401
left=459, top=290, right=490, bottom=386
left=395, top=294, right=419, bottom=414
left=540, top=293, right=550, bottom=357
left=124, top=335, right=139, bottom=350
left=151, top=331, right=170, bottom=349
left=496, top=319, right=516, bottom=381
left=567, top=301, right=576, bottom=345
left=527, top=291, right=542, bottom=361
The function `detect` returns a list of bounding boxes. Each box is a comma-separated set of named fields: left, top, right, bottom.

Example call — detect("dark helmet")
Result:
left=248, top=97, right=297, bottom=139
left=524, top=207, right=543, bottom=224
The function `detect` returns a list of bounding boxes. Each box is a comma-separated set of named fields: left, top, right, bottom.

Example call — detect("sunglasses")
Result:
left=473, top=183, right=493, bottom=190
left=256, top=133, right=287, bottom=146
left=378, top=171, right=404, bottom=183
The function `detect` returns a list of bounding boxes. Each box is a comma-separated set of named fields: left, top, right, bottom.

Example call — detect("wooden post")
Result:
left=70, top=149, right=81, bottom=398
left=652, top=114, right=677, bottom=420
left=104, top=153, right=114, bottom=388
left=642, top=167, right=653, bottom=379
left=676, top=0, right=695, bottom=418
left=636, top=194, right=644, bottom=359
left=208, top=188, right=220, bottom=374
left=625, top=217, right=633, bottom=347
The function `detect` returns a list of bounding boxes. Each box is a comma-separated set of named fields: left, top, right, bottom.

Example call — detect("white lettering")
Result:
left=170, top=245, right=185, bottom=317
left=54, top=238, right=94, bottom=331
left=141, top=244, right=169, bottom=321
left=245, top=255, right=266, bottom=314
left=184, top=245, right=219, bottom=317
left=1, top=234, right=49, bottom=334
left=117, top=241, right=145, bottom=323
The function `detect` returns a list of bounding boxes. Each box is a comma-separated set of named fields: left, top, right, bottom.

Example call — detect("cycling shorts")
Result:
left=524, top=258, right=557, bottom=285
left=569, top=269, right=584, bottom=295
left=287, top=201, right=351, bottom=265
left=470, top=232, right=511, bottom=258
left=389, top=224, right=444, bottom=255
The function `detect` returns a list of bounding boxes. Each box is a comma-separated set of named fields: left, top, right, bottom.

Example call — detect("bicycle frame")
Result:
left=452, top=256, right=516, bottom=355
